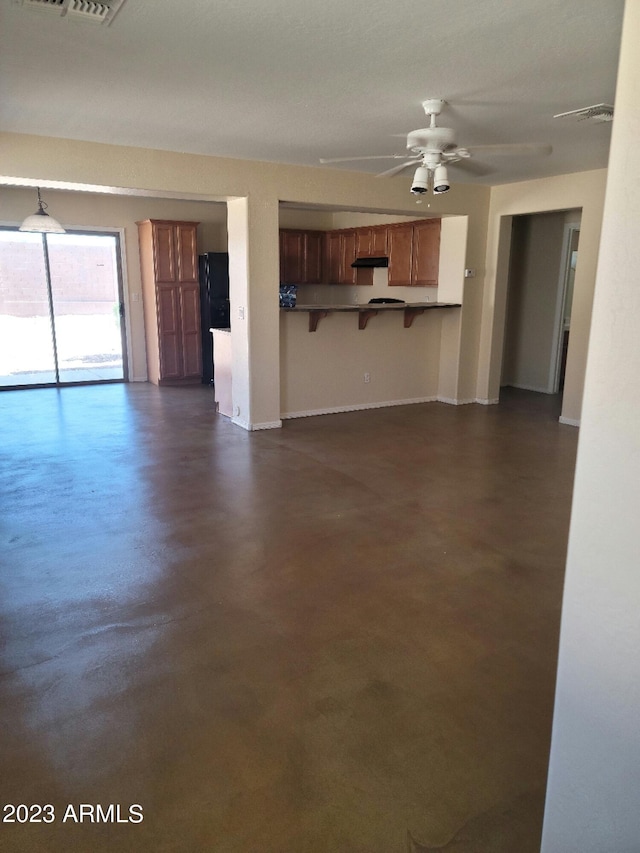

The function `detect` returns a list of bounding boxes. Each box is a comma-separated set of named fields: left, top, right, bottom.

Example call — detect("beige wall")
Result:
left=542, top=0, right=640, bottom=848
left=0, top=133, right=490, bottom=426
left=480, top=169, right=608, bottom=422
left=280, top=309, right=443, bottom=417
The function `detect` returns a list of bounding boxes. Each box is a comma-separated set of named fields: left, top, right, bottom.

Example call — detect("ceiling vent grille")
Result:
left=553, top=103, right=614, bottom=123
left=18, top=0, right=127, bottom=25
left=67, top=1, right=111, bottom=23
left=20, top=0, right=66, bottom=9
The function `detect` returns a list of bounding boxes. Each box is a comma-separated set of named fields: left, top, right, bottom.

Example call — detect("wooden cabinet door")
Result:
left=280, top=230, right=304, bottom=284
left=325, top=231, right=342, bottom=283
left=387, top=224, right=414, bottom=286
left=157, top=285, right=182, bottom=380
left=371, top=226, right=388, bottom=256
left=154, top=223, right=177, bottom=283
left=356, top=228, right=372, bottom=258
left=179, top=284, right=203, bottom=379
left=304, top=231, right=324, bottom=283
left=341, top=230, right=357, bottom=284
left=412, top=220, right=441, bottom=286
left=176, top=224, right=198, bottom=283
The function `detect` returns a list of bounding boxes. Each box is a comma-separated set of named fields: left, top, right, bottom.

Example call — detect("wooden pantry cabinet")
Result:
left=137, top=220, right=202, bottom=385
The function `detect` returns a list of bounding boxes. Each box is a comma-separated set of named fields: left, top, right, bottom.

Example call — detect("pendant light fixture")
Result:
left=19, top=187, right=66, bottom=234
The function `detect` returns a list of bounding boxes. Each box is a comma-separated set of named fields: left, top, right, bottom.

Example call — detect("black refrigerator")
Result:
left=199, top=252, right=230, bottom=384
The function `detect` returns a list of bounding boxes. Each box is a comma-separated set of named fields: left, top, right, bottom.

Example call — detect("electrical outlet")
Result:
left=364, top=372, right=371, bottom=384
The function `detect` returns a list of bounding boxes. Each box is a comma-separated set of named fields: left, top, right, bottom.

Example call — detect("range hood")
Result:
left=351, top=256, right=389, bottom=268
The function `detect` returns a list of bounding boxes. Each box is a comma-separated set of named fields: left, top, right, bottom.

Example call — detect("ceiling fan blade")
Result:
left=448, top=158, right=495, bottom=177
left=319, top=154, right=406, bottom=164
left=464, top=142, right=552, bottom=158
left=376, top=160, right=420, bottom=178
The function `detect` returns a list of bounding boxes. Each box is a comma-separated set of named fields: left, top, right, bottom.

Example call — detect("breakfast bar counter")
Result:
left=281, top=301, right=461, bottom=331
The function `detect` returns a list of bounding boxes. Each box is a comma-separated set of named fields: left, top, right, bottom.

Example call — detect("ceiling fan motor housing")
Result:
left=407, top=126, right=456, bottom=153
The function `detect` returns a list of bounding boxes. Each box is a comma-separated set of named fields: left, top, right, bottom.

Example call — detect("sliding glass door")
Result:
left=0, top=229, right=127, bottom=388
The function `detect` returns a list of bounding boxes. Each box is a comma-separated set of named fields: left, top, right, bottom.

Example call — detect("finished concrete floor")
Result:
left=0, top=384, right=578, bottom=852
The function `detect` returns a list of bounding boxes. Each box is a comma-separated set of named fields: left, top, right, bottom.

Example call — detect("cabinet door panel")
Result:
left=341, top=230, right=357, bottom=284
left=356, top=228, right=372, bottom=258
left=387, top=224, right=414, bottom=286
left=280, top=231, right=305, bottom=284
left=154, top=224, right=176, bottom=283
left=371, top=226, right=388, bottom=256
left=176, top=224, right=198, bottom=283
left=304, top=231, right=324, bottom=283
left=180, top=284, right=203, bottom=379
left=412, top=220, right=441, bottom=286
left=325, top=231, right=342, bottom=284
left=157, top=286, right=181, bottom=379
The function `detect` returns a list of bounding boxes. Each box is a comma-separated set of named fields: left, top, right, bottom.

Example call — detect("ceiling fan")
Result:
left=319, top=99, right=552, bottom=195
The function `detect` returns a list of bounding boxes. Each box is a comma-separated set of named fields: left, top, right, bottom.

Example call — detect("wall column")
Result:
left=226, top=195, right=281, bottom=430
left=541, top=0, right=640, bottom=848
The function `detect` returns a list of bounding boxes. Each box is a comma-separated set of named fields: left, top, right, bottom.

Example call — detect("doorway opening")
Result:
left=553, top=225, right=580, bottom=393
left=0, top=228, right=128, bottom=389
left=500, top=210, right=581, bottom=409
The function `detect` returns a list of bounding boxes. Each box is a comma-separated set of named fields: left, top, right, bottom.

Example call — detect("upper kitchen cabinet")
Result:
left=325, top=230, right=342, bottom=284
left=324, top=229, right=361, bottom=285
left=280, top=229, right=324, bottom=285
left=387, top=223, right=414, bottom=286
left=341, top=230, right=358, bottom=285
left=411, top=219, right=441, bottom=286
left=388, top=219, right=441, bottom=287
left=356, top=225, right=388, bottom=258
left=137, top=219, right=202, bottom=385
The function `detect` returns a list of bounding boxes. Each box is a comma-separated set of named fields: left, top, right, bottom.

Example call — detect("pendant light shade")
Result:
left=19, top=188, right=66, bottom=234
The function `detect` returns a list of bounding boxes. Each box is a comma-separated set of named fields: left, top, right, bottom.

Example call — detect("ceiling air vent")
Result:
left=20, top=0, right=66, bottom=9
left=553, top=103, right=614, bottom=124
left=18, top=0, right=127, bottom=25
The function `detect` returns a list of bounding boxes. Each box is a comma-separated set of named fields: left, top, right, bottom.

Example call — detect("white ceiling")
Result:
left=0, top=0, right=625, bottom=186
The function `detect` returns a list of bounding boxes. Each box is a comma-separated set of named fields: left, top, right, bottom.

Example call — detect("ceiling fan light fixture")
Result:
left=433, top=165, right=450, bottom=194
left=411, top=165, right=429, bottom=195
left=19, top=187, right=66, bottom=234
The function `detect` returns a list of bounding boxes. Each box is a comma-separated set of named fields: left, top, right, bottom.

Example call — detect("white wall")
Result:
left=541, top=0, right=640, bottom=849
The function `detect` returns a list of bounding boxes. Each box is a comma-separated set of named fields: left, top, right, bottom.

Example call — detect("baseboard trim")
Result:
left=282, top=396, right=438, bottom=420
left=476, top=398, right=500, bottom=405
left=437, top=397, right=476, bottom=405
left=559, top=416, right=580, bottom=427
left=505, top=382, right=553, bottom=394
left=231, top=417, right=283, bottom=431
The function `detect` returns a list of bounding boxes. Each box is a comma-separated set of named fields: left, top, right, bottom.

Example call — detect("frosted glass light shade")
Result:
left=19, top=188, right=66, bottom=234
left=19, top=210, right=66, bottom=233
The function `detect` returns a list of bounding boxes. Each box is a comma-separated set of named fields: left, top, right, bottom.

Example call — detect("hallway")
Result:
left=0, top=384, right=578, bottom=852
